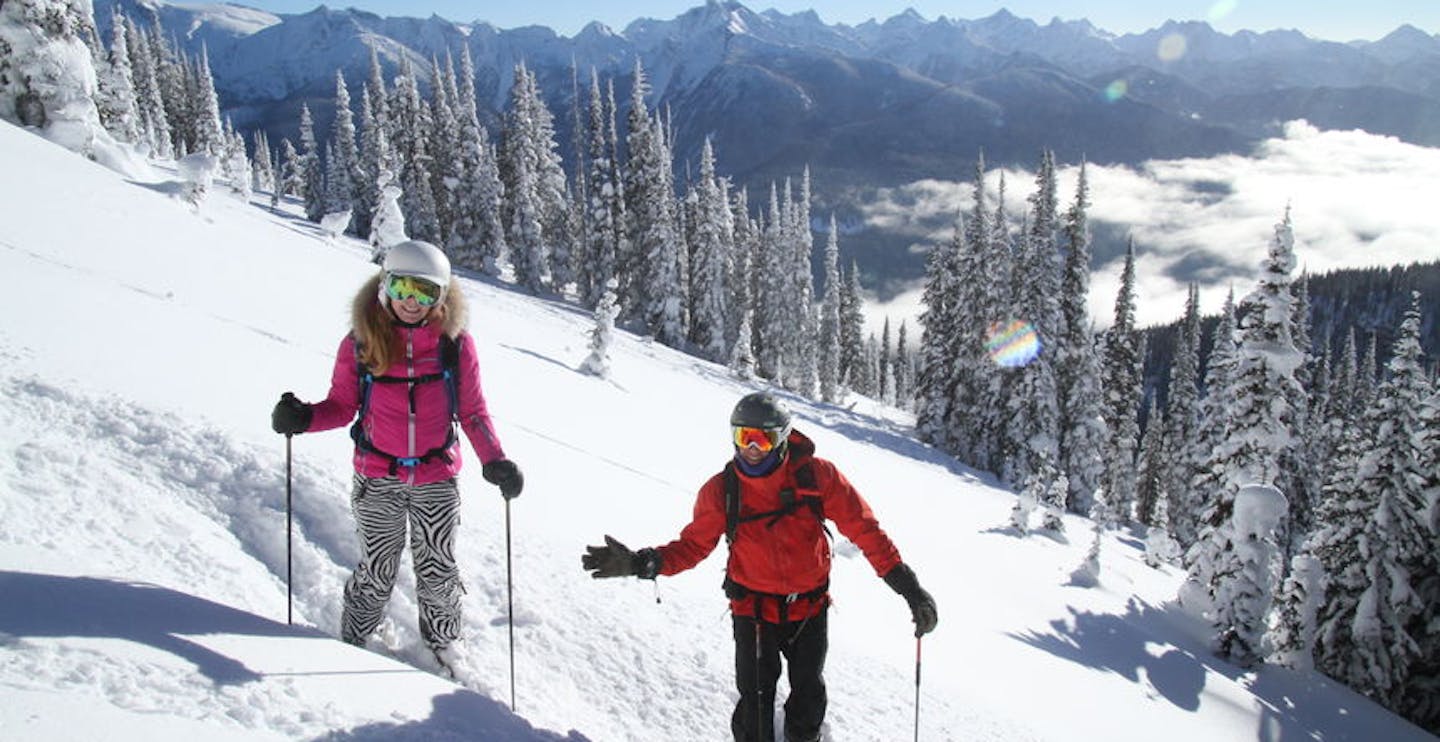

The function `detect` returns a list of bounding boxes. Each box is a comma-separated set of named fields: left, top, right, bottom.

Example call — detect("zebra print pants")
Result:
left=341, top=474, right=464, bottom=649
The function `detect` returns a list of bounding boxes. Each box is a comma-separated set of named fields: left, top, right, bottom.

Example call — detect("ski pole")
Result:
left=913, top=635, right=923, bottom=742
left=505, top=496, right=516, bottom=712
left=755, top=618, right=764, bottom=741
left=285, top=433, right=294, bottom=626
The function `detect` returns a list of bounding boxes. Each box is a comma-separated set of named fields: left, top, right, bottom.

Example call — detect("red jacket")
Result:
left=656, top=430, right=903, bottom=622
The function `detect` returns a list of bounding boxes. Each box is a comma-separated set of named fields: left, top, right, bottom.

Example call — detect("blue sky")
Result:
left=235, top=1, right=1438, bottom=42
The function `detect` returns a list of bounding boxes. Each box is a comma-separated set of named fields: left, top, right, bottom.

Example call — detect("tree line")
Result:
left=7, top=1, right=1436, bottom=732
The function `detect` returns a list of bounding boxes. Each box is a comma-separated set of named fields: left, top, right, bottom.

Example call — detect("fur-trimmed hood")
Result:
left=352, top=271, right=468, bottom=338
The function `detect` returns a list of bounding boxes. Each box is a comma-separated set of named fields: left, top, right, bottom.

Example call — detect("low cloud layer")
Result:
left=860, top=121, right=1440, bottom=333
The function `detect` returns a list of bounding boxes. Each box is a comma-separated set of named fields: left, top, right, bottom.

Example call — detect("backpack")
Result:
left=720, top=459, right=833, bottom=619
left=722, top=459, right=828, bottom=544
left=348, top=333, right=461, bottom=474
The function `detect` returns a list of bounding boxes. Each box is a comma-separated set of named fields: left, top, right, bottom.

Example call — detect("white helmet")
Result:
left=383, top=240, right=451, bottom=285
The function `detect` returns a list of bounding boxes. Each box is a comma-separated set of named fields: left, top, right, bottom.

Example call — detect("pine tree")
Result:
left=880, top=318, right=894, bottom=405
left=388, top=56, right=440, bottom=243
left=297, top=103, right=324, bottom=221
left=728, top=309, right=757, bottom=382
left=818, top=214, right=843, bottom=403
left=449, top=47, right=506, bottom=275
left=580, top=70, right=618, bottom=307
left=327, top=70, right=361, bottom=222
left=1144, top=473, right=1182, bottom=568
left=94, top=8, right=140, bottom=143
left=369, top=154, right=407, bottom=256
left=190, top=44, right=223, bottom=155
left=124, top=19, right=171, bottom=157
left=1328, top=295, right=1433, bottom=706
left=1100, top=239, right=1142, bottom=523
left=580, top=279, right=621, bottom=379
left=1165, top=284, right=1204, bottom=547
left=428, top=54, right=461, bottom=250
left=278, top=137, right=302, bottom=197
left=839, top=261, right=867, bottom=395
left=0, top=0, right=106, bottom=151
left=1002, top=153, right=1062, bottom=486
left=1269, top=548, right=1324, bottom=670
left=755, top=184, right=789, bottom=381
left=895, top=321, right=913, bottom=408
left=687, top=137, right=732, bottom=361
left=1136, top=398, right=1166, bottom=526
left=1212, top=483, right=1288, bottom=667
left=250, top=129, right=275, bottom=197
left=914, top=207, right=963, bottom=445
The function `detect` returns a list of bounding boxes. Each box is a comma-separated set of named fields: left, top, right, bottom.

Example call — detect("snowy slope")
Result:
left=0, top=119, right=1431, bottom=741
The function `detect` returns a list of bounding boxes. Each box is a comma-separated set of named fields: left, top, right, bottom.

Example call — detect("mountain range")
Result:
left=93, top=0, right=1440, bottom=292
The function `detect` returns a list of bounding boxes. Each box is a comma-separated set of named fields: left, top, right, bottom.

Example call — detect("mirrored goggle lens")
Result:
left=733, top=426, right=784, bottom=452
left=385, top=274, right=442, bottom=306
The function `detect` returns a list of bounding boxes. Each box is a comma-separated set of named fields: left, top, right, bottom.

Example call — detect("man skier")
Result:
left=582, top=392, right=937, bottom=742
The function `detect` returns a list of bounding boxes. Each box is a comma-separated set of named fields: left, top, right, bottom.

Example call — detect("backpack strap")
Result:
left=349, top=333, right=462, bottom=474
left=723, top=460, right=827, bottom=544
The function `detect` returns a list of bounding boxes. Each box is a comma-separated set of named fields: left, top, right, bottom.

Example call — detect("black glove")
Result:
left=482, top=459, right=524, bottom=500
left=582, top=535, right=660, bottom=580
left=271, top=392, right=312, bottom=435
left=884, top=562, right=938, bottom=637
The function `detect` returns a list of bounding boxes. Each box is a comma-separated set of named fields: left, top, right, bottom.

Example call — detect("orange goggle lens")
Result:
left=733, top=426, right=785, bottom=452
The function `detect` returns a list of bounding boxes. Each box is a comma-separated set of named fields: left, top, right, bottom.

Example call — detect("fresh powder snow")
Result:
left=0, top=119, right=1431, bottom=740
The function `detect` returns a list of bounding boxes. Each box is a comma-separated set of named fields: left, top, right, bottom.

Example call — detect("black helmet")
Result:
left=730, top=392, right=791, bottom=431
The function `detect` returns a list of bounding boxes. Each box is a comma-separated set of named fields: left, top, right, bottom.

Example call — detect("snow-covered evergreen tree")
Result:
left=1040, top=463, right=1068, bottom=533
left=1165, top=284, right=1204, bottom=547
left=297, top=103, right=324, bottom=221
left=580, top=279, right=621, bottom=379
left=687, top=137, right=731, bottom=361
left=1187, top=288, right=1240, bottom=582
left=729, top=308, right=756, bottom=380
left=189, top=44, right=222, bottom=155
left=93, top=8, right=139, bottom=143
left=895, top=321, right=913, bottom=409
left=818, top=214, right=843, bottom=403
left=1003, top=150, right=1063, bottom=485
left=251, top=129, right=274, bottom=197
left=448, top=48, right=506, bottom=276
left=1144, top=478, right=1182, bottom=568
left=123, top=19, right=170, bottom=157
left=368, top=156, right=406, bottom=257
left=914, top=207, right=964, bottom=446
left=326, top=69, right=361, bottom=222
left=0, top=0, right=107, bottom=155
left=1212, top=483, right=1288, bottom=667
left=1135, top=397, right=1166, bottom=526
left=1314, top=295, right=1435, bottom=707
left=838, top=260, right=866, bottom=396
left=1268, top=549, right=1324, bottom=670
left=580, top=71, right=619, bottom=307
left=1011, top=472, right=1040, bottom=535
left=388, top=56, right=439, bottom=243
left=1099, top=239, right=1142, bottom=523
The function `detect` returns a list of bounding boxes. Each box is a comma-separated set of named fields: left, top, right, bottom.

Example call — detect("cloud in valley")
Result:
left=858, top=121, right=1440, bottom=333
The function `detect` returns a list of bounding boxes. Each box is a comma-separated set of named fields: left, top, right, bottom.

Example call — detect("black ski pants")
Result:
left=731, top=608, right=828, bottom=742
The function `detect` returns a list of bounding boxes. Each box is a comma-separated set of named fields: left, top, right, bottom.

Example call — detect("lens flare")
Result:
left=1104, top=80, right=1128, bottom=102
left=1207, top=0, right=1239, bottom=24
left=1157, top=33, right=1188, bottom=62
left=985, top=320, right=1041, bottom=368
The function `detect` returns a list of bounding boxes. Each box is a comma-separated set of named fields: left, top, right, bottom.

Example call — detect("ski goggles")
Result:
left=384, top=273, right=443, bottom=307
left=732, top=425, right=787, bottom=453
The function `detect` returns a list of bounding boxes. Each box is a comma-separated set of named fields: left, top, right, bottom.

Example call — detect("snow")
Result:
left=0, top=118, right=1432, bottom=741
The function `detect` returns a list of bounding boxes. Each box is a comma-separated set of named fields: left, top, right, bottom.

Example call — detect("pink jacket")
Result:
left=308, top=324, right=506, bottom=485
